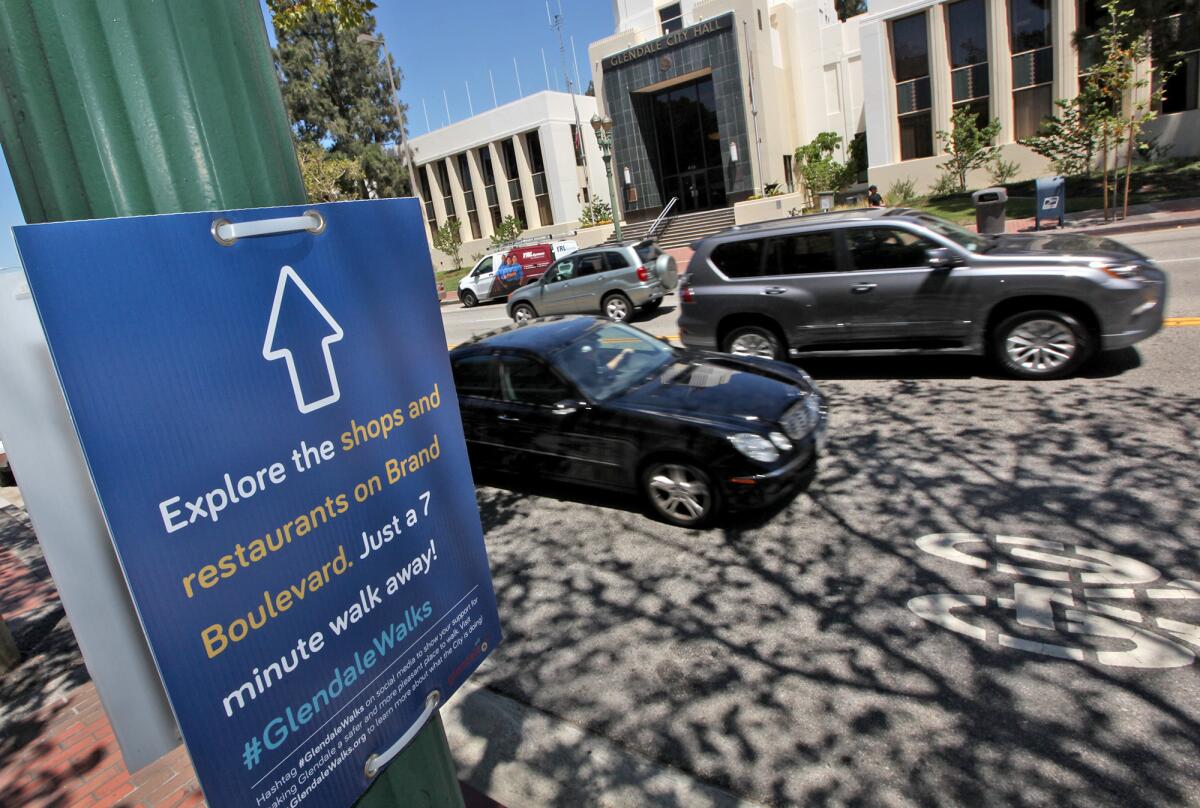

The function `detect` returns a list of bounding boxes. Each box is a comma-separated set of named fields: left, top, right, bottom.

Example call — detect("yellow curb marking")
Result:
left=1165, top=317, right=1200, bottom=327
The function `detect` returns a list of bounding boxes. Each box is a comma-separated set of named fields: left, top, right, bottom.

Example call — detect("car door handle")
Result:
left=763, top=287, right=787, bottom=295
left=497, top=414, right=520, bottom=422
left=852, top=283, right=877, bottom=293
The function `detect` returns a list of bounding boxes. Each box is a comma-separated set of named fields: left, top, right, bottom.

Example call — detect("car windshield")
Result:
left=914, top=214, right=988, bottom=252
left=553, top=323, right=675, bottom=401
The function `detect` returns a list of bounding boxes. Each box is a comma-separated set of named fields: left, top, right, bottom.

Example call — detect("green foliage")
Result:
left=835, top=0, right=868, bottom=20
left=989, top=156, right=1021, bottom=186
left=794, top=132, right=854, bottom=205
left=295, top=141, right=364, bottom=201
left=1021, top=94, right=1105, bottom=175
left=432, top=218, right=463, bottom=269
left=1088, top=0, right=1198, bottom=83
left=273, top=9, right=409, bottom=198
left=885, top=178, right=918, bottom=206
left=579, top=199, right=613, bottom=228
left=927, top=172, right=962, bottom=198
left=935, top=108, right=1002, bottom=192
left=489, top=215, right=525, bottom=248
left=267, top=0, right=377, bottom=33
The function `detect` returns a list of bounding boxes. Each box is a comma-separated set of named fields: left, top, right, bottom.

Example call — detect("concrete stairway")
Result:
left=607, top=206, right=737, bottom=250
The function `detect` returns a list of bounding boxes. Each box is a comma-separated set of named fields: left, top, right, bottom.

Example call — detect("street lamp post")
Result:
left=590, top=114, right=622, bottom=242
left=358, top=33, right=418, bottom=197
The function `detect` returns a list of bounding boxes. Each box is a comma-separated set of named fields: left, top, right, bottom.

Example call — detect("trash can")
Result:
left=818, top=191, right=836, bottom=212
left=972, top=187, right=1008, bottom=234
left=1035, top=175, right=1065, bottom=230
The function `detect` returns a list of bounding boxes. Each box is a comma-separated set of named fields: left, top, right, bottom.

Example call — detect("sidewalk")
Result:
left=982, top=195, right=1200, bottom=235
left=0, top=490, right=503, bottom=808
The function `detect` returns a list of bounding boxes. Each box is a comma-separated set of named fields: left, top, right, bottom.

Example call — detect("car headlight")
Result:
left=730, top=433, right=780, bottom=463
left=1091, top=262, right=1142, bottom=281
left=768, top=431, right=793, bottom=452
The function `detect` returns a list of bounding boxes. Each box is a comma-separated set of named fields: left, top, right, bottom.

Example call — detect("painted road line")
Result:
left=1165, top=317, right=1200, bottom=327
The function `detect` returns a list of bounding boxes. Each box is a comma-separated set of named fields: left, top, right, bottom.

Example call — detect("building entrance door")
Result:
left=649, top=76, right=726, bottom=213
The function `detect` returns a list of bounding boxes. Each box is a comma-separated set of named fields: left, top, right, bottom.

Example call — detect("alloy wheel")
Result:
left=729, top=331, right=777, bottom=359
left=1005, top=318, right=1078, bottom=372
left=646, top=463, right=711, bottom=525
left=605, top=296, right=630, bottom=322
left=512, top=304, right=535, bottom=323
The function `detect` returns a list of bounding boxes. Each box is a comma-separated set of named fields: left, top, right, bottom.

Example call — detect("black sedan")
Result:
left=449, top=316, right=827, bottom=527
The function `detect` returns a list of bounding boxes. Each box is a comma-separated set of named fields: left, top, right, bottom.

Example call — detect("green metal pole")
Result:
left=0, top=1, right=464, bottom=806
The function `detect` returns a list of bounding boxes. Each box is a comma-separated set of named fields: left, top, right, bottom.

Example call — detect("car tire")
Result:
left=511, top=302, right=537, bottom=323
left=461, top=290, right=478, bottom=308
left=992, top=309, right=1093, bottom=380
left=640, top=298, right=663, bottom=314
left=0, top=467, right=13, bottom=487
left=722, top=324, right=785, bottom=360
left=603, top=292, right=633, bottom=323
left=641, top=460, right=721, bottom=528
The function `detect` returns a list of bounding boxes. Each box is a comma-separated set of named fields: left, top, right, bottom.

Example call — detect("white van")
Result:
left=458, top=240, right=579, bottom=307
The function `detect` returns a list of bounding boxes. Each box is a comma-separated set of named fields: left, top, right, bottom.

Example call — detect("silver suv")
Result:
left=507, top=241, right=678, bottom=324
left=678, top=209, right=1167, bottom=379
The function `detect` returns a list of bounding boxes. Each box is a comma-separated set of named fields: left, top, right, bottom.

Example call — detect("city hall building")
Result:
left=588, top=0, right=866, bottom=220
left=858, top=0, right=1200, bottom=190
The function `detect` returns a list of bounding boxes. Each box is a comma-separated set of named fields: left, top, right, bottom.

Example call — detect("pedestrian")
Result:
left=867, top=185, right=883, bottom=207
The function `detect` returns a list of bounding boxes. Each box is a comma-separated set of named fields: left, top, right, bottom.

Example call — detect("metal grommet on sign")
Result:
left=210, top=211, right=326, bottom=246
left=363, top=689, right=441, bottom=779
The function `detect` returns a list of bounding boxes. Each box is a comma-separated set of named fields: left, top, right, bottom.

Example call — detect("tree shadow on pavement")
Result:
left=461, top=378, right=1200, bottom=807
left=794, top=346, right=1141, bottom=382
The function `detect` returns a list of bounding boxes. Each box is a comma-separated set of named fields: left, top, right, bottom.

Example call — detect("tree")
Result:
left=489, top=216, right=525, bottom=248
left=1084, top=0, right=1199, bottom=80
left=835, top=0, right=868, bottom=20
left=432, top=218, right=464, bottom=269
left=794, top=132, right=853, bottom=206
left=1020, top=92, right=1105, bottom=176
left=273, top=9, right=410, bottom=198
left=267, top=0, right=377, bottom=33
left=295, top=141, right=364, bottom=201
left=935, top=108, right=1002, bottom=192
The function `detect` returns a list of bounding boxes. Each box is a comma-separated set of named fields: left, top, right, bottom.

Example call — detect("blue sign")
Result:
left=1036, top=175, right=1066, bottom=230
left=15, top=199, right=502, bottom=808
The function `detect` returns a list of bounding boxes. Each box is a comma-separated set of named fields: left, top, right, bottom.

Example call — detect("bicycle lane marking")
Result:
left=907, top=533, right=1200, bottom=669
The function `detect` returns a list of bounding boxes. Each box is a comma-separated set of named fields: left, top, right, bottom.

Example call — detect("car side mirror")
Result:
left=926, top=247, right=962, bottom=269
left=552, top=400, right=580, bottom=416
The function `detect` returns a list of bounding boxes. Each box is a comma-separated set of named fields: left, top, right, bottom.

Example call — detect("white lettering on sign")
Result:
left=907, top=533, right=1200, bottom=669
left=605, top=15, right=728, bottom=69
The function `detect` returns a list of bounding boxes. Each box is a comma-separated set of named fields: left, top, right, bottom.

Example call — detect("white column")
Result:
left=928, top=8, right=953, bottom=153
left=465, top=148, right=494, bottom=239
left=988, top=0, right=1015, bottom=143
left=1053, top=0, right=1078, bottom=102
left=488, top=141, right=515, bottom=219
left=513, top=134, right=543, bottom=229
left=424, top=163, right=448, bottom=226
left=444, top=156, right=469, bottom=227
left=860, top=19, right=897, bottom=169
left=539, top=122, right=578, bottom=225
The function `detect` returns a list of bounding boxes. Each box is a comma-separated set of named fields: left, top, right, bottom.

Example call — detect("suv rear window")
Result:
left=635, top=242, right=663, bottom=264
left=710, top=240, right=764, bottom=278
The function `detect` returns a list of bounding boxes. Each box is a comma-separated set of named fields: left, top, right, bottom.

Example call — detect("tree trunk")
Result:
left=1122, top=117, right=1136, bottom=220
left=1101, top=128, right=1110, bottom=222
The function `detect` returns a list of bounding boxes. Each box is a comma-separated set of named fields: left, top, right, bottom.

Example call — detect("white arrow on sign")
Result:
left=263, top=265, right=344, bottom=414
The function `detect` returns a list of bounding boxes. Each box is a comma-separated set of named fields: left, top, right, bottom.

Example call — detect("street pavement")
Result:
left=447, top=225, right=1200, bottom=806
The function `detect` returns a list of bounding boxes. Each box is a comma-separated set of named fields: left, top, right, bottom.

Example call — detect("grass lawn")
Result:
left=436, top=266, right=471, bottom=294
left=907, top=159, right=1200, bottom=225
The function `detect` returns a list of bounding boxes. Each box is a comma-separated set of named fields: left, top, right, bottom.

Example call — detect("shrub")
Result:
left=935, top=107, right=1002, bottom=193
left=989, top=157, right=1021, bottom=186
left=579, top=199, right=613, bottom=227
left=928, top=173, right=961, bottom=198
left=431, top=217, right=463, bottom=269
left=489, top=215, right=525, bottom=248
left=885, top=178, right=917, bottom=206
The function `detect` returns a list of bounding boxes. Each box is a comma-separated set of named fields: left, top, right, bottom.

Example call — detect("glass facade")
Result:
left=647, top=76, right=726, bottom=212
left=947, top=0, right=990, bottom=126
left=478, top=146, right=502, bottom=229
left=456, top=152, right=481, bottom=240
left=1010, top=0, right=1054, bottom=139
left=500, top=139, right=527, bottom=227
left=892, top=12, right=934, bottom=160
left=525, top=131, right=553, bottom=226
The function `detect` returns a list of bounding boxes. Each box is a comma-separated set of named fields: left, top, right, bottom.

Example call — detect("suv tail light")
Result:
left=636, top=265, right=650, bottom=282
left=680, top=275, right=694, bottom=303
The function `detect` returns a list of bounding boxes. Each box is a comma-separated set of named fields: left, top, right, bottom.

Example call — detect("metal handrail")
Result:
left=647, top=197, right=677, bottom=238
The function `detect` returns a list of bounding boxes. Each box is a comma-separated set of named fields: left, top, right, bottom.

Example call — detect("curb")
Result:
left=443, top=678, right=766, bottom=808
left=1071, top=214, right=1200, bottom=237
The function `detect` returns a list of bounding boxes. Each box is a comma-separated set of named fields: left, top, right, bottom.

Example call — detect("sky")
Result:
left=0, top=0, right=616, bottom=269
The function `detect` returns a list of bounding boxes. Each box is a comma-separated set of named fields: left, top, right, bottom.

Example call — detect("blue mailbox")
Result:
left=1035, top=175, right=1066, bottom=230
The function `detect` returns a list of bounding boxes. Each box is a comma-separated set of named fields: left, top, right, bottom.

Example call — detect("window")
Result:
left=543, top=258, right=576, bottom=284
left=499, top=356, right=571, bottom=406
left=604, top=251, right=631, bottom=271
left=891, top=12, right=934, bottom=160
left=710, top=239, right=765, bottom=278
left=762, top=232, right=840, bottom=275
left=452, top=356, right=498, bottom=399
left=846, top=227, right=934, bottom=270
left=501, top=138, right=523, bottom=207
left=470, top=256, right=493, bottom=277
left=457, top=153, right=482, bottom=240
left=575, top=254, right=606, bottom=276
left=1010, top=0, right=1053, bottom=139
left=525, top=131, right=554, bottom=225
left=947, top=0, right=990, bottom=125
left=570, top=124, right=585, bottom=166
left=435, top=161, right=454, bottom=221
left=1159, top=51, right=1200, bottom=114
left=659, top=3, right=682, bottom=34
left=1076, top=0, right=1106, bottom=77
left=554, top=324, right=676, bottom=401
